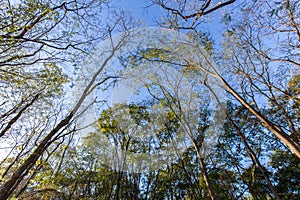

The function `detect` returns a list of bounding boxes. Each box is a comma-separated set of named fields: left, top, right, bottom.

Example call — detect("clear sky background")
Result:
left=118, top=0, right=162, bottom=26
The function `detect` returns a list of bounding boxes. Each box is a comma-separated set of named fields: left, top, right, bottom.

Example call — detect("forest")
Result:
left=0, top=0, right=299, bottom=199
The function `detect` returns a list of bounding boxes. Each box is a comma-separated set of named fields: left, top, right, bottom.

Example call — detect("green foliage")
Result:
left=270, top=150, right=300, bottom=200
left=186, top=31, right=214, bottom=54
left=1, top=0, right=300, bottom=199
left=240, top=165, right=272, bottom=200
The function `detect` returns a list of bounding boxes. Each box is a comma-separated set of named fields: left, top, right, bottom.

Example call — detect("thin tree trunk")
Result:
left=191, top=140, right=218, bottom=200
left=0, top=47, right=118, bottom=200
left=0, top=93, right=40, bottom=138
left=0, top=114, right=73, bottom=200
left=199, top=157, right=217, bottom=200
left=198, top=52, right=300, bottom=159
left=204, top=79, right=281, bottom=199
left=219, top=76, right=300, bottom=159
left=227, top=115, right=281, bottom=200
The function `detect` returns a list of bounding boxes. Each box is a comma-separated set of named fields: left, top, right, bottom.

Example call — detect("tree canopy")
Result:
left=0, top=0, right=299, bottom=199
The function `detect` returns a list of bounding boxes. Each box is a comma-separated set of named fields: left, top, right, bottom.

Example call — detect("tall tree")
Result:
left=0, top=0, right=132, bottom=199
left=155, top=0, right=300, bottom=158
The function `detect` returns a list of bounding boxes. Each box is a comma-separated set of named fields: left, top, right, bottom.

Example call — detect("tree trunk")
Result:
left=0, top=48, right=117, bottom=200
left=227, top=114, right=281, bottom=200
left=0, top=114, right=73, bottom=200
left=220, top=76, right=300, bottom=159
left=199, top=58, right=300, bottom=159
left=199, top=156, right=218, bottom=200
left=192, top=141, right=218, bottom=200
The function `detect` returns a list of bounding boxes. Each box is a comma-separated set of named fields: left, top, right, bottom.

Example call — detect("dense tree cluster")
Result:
left=0, top=0, right=299, bottom=199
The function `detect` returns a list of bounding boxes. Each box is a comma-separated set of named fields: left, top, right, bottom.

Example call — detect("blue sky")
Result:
left=118, top=0, right=162, bottom=26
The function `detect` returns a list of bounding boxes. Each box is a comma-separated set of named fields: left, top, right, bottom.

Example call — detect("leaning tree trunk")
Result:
left=191, top=140, right=218, bottom=200
left=0, top=49, right=117, bottom=200
left=227, top=114, right=281, bottom=200
left=198, top=55, right=300, bottom=159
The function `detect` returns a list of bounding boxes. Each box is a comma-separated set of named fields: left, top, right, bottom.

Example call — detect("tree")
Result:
left=0, top=0, right=132, bottom=198
left=270, top=150, right=300, bottom=199
left=152, top=0, right=236, bottom=29
left=221, top=0, right=300, bottom=158
left=119, top=44, right=226, bottom=199
left=1, top=0, right=299, bottom=198
left=155, top=0, right=300, bottom=158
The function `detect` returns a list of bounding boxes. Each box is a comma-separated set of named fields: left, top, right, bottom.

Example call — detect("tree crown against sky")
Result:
left=0, top=0, right=299, bottom=200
